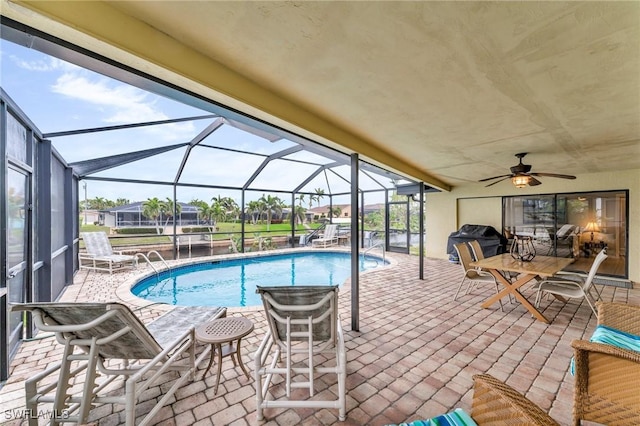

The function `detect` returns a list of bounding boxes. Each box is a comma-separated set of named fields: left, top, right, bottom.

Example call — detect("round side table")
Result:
left=195, top=316, right=254, bottom=394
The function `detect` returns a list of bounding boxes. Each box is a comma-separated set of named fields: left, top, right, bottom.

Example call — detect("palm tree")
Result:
left=115, top=198, right=130, bottom=207
left=294, top=205, right=307, bottom=225
left=308, top=188, right=326, bottom=223
left=190, top=198, right=209, bottom=210
left=246, top=201, right=261, bottom=225
left=210, top=201, right=226, bottom=228
left=91, top=196, right=109, bottom=210
left=162, top=197, right=182, bottom=227
left=258, top=194, right=284, bottom=231
left=212, top=195, right=239, bottom=222
left=314, top=188, right=326, bottom=206
left=329, top=206, right=342, bottom=218
left=142, top=197, right=163, bottom=234
left=198, top=203, right=214, bottom=229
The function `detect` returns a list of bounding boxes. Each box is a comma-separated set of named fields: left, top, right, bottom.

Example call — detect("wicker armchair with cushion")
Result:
left=572, top=301, right=640, bottom=425
left=391, top=374, right=559, bottom=426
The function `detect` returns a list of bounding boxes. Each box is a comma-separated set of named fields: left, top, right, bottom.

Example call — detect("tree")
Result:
left=142, top=197, right=163, bottom=234
left=210, top=198, right=226, bottom=227
left=115, top=198, right=130, bottom=207
left=189, top=198, right=209, bottom=210
left=212, top=195, right=239, bottom=222
left=313, top=188, right=326, bottom=206
left=258, top=194, right=284, bottom=231
left=162, top=197, right=182, bottom=227
left=308, top=188, right=326, bottom=223
left=90, top=196, right=109, bottom=210
left=198, top=203, right=214, bottom=229
left=329, top=206, right=342, bottom=218
left=294, top=205, right=306, bottom=226
left=246, top=201, right=261, bottom=225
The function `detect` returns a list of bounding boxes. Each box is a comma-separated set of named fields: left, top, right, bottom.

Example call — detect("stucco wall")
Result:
left=426, top=169, right=640, bottom=284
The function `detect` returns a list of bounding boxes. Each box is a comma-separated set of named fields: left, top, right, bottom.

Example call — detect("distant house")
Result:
left=80, top=209, right=100, bottom=226
left=100, top=201, right=201, bottom=228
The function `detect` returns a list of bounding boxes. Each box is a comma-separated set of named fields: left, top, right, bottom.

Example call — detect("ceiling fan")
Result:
left=479, top=153, right=576, bottom=188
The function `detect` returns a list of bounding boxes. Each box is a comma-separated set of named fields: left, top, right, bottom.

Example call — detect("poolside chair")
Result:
left=12, top=302, right=226, bottom=426
left=547, top=224, right=578, bottom=256
left=254, top=285, right=346, bottom=421
left=312, top=224, right=339, bottom=248
left=453, top=242, right=503, bottom=311
left=534, top=248, right=607, bottom=315
left=79, top=231, right=138, bottom=274
left=572, top=302, right=640, bottom=425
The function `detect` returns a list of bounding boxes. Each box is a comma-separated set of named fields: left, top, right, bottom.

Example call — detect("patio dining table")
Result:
left=470, top=254, right=574, bottom=323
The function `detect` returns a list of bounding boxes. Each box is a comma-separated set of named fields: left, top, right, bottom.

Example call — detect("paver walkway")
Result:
left=1, top=250, right=638, bottom=425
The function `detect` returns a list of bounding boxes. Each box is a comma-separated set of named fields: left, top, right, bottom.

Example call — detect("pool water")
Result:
left=132, top=251, right=384, bottom=307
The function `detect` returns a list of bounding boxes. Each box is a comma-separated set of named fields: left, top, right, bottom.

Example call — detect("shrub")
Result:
left=115, top=227, right=163, bottom=235
left=182, top=227, right=217, bottom=233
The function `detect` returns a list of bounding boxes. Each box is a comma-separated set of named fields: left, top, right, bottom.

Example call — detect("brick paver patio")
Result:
left=1, top=250, right=638, bottom=425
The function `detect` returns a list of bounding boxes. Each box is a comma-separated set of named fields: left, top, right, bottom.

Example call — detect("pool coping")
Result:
left=115, top=247, right=397, bottom=313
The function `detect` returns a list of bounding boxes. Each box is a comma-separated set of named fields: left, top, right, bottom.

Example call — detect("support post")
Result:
left=350, top=154, right=359, bottom=331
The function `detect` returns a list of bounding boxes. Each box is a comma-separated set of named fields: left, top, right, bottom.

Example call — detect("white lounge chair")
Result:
left=312, top=224, right=339, bottom=248
left=254, top=285, right=346, bottom=421
left=79, top=231, right=138, bottom=274
left=13, top=302, right=226, bottom=426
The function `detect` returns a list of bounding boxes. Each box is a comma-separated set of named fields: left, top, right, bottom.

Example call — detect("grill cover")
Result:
left=446, top=224, right=508, bottom=258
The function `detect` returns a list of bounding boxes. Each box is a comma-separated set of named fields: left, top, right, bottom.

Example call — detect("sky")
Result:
left=1, top=38, right=398, bottom=208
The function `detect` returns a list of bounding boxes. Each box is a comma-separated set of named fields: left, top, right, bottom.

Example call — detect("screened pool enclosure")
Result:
left=0, top=20, right=433, bottom=381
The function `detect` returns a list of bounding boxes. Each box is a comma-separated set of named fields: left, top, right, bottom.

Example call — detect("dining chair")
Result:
left=469, top=239, right=517, bottom=303
left=453, top=242, right=503, bottom=311
left=534, top=248, right=607, bottom=315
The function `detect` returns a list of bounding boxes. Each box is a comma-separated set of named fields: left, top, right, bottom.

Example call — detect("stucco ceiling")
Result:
left=6, top=1, right=640, bottom=189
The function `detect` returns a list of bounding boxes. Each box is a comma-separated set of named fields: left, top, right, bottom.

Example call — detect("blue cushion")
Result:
left=571, top=324, right=640, bottom=374
left=389, top=408, right=478, bottom=426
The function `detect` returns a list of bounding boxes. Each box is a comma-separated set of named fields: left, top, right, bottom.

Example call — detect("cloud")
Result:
left=10, top=55, right=76, bottom=72
left=51, top=71, right=194, bottom=141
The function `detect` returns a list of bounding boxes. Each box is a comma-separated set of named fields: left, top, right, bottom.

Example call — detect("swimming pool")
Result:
left=131, top=251, right=385, bottom=307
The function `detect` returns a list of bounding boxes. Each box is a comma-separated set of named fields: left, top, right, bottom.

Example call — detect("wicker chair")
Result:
left=471, top=374, right=560, bottom=425
left=572, top=301, right=640, bottom=425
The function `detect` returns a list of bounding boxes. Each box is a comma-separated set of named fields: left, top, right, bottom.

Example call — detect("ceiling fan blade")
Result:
left=478, top=174, right=512, bottom=182
left=485, top=177, right=510, bottom=187
left=529, top=172, right=576, bottom=179
left=528, top=177, right=542, bottom=186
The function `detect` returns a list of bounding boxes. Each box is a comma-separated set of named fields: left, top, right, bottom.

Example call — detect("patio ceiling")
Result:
left=3, top=1, right=640, bottom=191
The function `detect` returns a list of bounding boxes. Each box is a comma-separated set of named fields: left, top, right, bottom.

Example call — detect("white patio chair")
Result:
left=79, top=231, right=138, bottom=274
left=254, top=285, right=346, bottom=421
left=312, top=224, right=339, bottom=248
left=534, top=248, right=608, bottom=315
left=12, top=302, right=226, bottom=426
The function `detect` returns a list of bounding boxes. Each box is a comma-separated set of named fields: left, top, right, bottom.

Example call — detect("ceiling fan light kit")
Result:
left=480, top=153, right=576, bottom=188
left=511, top=175, right=530, bottom=188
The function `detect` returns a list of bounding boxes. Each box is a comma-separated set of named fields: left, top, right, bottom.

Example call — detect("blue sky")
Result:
left=1, top=39, right=393, bottom=207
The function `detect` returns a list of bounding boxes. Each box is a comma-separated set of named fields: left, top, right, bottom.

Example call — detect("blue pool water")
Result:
left=132, top=251, right=385, bottom=307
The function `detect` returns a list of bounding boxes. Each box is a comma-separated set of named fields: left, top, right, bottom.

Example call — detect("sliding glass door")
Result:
left=503, top=191, right=628, bottom=278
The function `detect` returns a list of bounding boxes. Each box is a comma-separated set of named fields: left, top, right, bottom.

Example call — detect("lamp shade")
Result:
left=584, top=222, right=600, bottom=233
left=511, top=175, right=530, bottom=188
